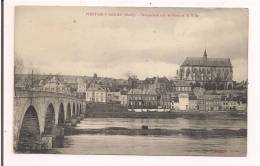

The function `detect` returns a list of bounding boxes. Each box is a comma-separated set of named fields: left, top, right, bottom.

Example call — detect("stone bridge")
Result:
left=13, top=90, right=87, bottom=151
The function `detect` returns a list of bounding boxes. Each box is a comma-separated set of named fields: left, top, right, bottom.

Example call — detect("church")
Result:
left=177, top=49, right=233, bottom=90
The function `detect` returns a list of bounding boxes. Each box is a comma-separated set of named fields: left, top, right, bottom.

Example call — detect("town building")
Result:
left=141, top=77, right=172, bottom=109
left=107, top=91, right=121, bottom=104
left=204, top=92, right=222, bottom=111
left=128, top=88, right=159, bottom=109
left=142, top=77, right=172, bottom=91
left=195, top=91, right=223, bottom=111
left=59, top=75, right=81, bottom=93
left=173, top=93, right=189, bottom=111
left=178, top=49, right=233, bottom=90
left=236, top=102, right=247, bottom=111
left=172, top=80, right=192, bottom=93
left=42, top=76, right=71, bottom=94
left=158, top=92, right=172, bottom=109
left=85, top=83, right=107, bottom=103
left=189, top=95, right=198, bottom=110
left=197, top=97, right=206, bottom=111
left=119, top=91, right=128, bottom=106
left=221, top=99, right=238, bottom=111
left=221, top=95, right=240, bottom=111
left=170, top=96, right=178, bottom=110
left=106, top=88, right=128, bottom=106
left=76, top=77, right=86, bottom=93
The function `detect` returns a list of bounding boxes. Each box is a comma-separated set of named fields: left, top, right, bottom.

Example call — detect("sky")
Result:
left=15, top=7, right=248, bottom=81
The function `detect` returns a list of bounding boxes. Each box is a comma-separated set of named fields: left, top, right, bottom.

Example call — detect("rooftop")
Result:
left=128, top=88, right=158, bottom=95
left=87, top=83, right=106, bottom=91
left=173, top=80, right=192, bottom=87
left=181, top=49, right=232, bottom=67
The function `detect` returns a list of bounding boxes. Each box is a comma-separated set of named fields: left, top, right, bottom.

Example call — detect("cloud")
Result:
left=15, top=7, right=248, bottom=81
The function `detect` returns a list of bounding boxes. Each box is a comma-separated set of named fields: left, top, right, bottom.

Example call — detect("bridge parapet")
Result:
left=15, top=89, right=84, bottom=101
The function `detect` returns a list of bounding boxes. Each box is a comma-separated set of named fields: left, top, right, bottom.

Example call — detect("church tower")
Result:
left=203, top=49, right=207, bottom=59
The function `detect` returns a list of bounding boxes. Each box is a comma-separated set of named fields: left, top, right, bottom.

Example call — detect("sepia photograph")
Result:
left=13, top=6, right=248, bottom=156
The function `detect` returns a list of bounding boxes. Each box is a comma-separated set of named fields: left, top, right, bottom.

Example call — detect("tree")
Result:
left=125, top=72, right=138, bottom=89
left=93, top=73, right=97, bottom=79
left=14, top=56, right=24, bottom=95
left=14, top=55, right=24, bottom=75
left=128, top=75, right=138, bottom=89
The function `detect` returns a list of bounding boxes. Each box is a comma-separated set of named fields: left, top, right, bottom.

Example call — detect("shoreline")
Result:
left=86, top=110, right=247, bottom=120
left=65, top=127, right=247, bottom=139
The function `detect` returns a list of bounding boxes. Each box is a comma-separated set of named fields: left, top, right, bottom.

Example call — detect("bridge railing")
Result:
left=15, top=89, right=85, bottom=101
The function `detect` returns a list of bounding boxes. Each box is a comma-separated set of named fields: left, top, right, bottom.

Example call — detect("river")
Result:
left=54, top=117, right=247, bottom=156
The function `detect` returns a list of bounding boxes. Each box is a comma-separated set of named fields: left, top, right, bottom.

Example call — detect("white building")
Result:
left=173, top=93, right=189, bottom=111
left=86, top=83, right=107, bottom=103
left=119, top=91, right=128, bottom=106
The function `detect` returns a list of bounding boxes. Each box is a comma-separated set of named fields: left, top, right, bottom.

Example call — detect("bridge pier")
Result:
left=76, top=116, right=81, bottom=123
left=41, top=134, right=54, bottom=150
left=41, top=125, right=65, bottom=149
left=80, top=114, right=85, bottom=120
left=65, top=119, right=72, bottom=127
left=68, top=114, right=85, bottom=127
left=53, top=126, right=64, bottom=148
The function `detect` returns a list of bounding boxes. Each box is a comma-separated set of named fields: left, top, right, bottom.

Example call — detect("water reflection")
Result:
left=54, top=118, right=246, bottom=156
left=75, top=118, right=246, bottom=130
left=56, top=135, right=246, bottom=156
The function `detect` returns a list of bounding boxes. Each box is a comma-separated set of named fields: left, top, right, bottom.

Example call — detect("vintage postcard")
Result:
left=13, top=6, right=248, bottom=156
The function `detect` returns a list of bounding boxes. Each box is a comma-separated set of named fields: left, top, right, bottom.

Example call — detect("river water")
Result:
left=54, top=117, right=247, bottom=156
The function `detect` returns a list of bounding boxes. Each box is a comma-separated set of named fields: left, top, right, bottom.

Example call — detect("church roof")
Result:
left=181, top=50, right=232, bottom=67
left=181, top=57, right=232, bottom=67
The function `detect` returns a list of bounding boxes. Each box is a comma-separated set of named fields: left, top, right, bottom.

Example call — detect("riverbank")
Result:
left=86, top=110, right=247, bottom=120
left=65, top=127, right=247, bottom=139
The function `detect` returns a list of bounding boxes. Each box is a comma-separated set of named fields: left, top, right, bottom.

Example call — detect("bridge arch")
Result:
left=44, top=103, right=55, bottom=135
left=80, top=104, right=82, bottom=114
left=58, top=103, right=65, bottom=125
left=17, top=105, right=41, bottom=151
left=66, top=103, right=71, bottom=120
left=78, top=104, right=80, bottom=116
left=76, top=104, right=78, bottom=116
left=72, top=103, right=75, bottom=117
